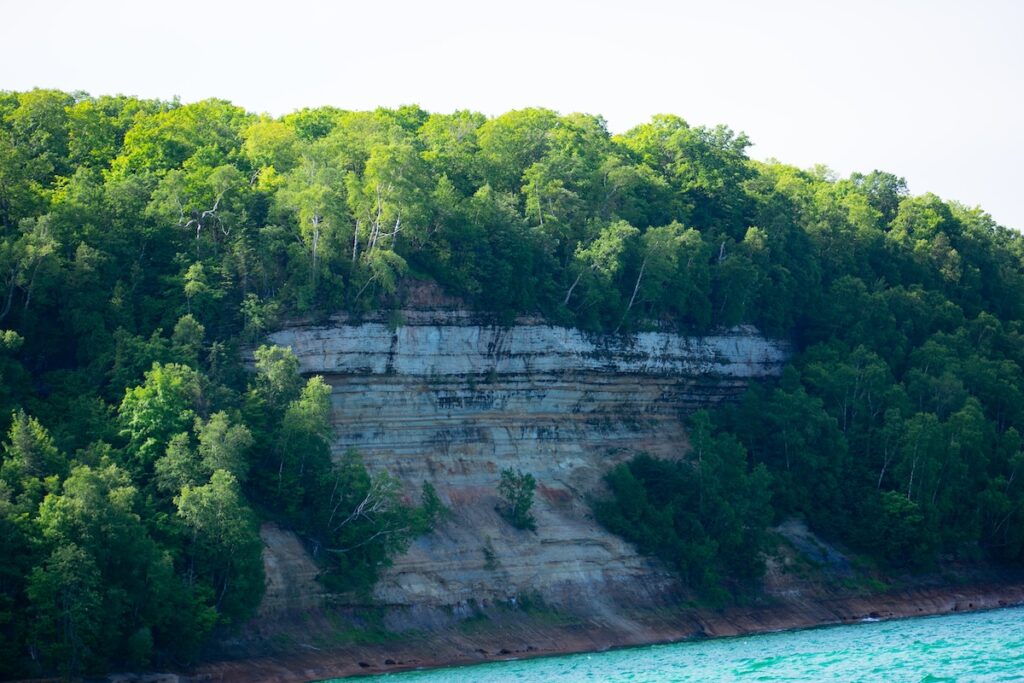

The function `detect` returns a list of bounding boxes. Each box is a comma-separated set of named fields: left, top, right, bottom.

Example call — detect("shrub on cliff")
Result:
left=498, top=467, right=536, bottom=530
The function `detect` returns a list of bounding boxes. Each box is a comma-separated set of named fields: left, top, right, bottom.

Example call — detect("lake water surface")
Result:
left=340, top=606, right=1024, bottom=682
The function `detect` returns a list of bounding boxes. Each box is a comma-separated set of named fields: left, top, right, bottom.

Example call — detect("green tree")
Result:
left=249, top=344, right=303, bottom=411
left=498, top=467, right=536, bottom=530
left=154, top=432, right=203, bottom=494
left=175, top=470, right=264, bottom=623
left=305, top=450, right=419, bottom=591
left=26, top=544, right=103, bottom=676
left=118, top=363, right=202, bottom=470
left=563, top=220, right=636, bottom=308
left=1, top=410, right=64, bottom=483
left=195, top=411, right=253, bottom=483
left=266, top=376, right=333, bottom=515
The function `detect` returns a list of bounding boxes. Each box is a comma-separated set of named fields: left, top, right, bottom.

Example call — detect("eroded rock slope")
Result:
left=265, top=311, right=789, bottom=614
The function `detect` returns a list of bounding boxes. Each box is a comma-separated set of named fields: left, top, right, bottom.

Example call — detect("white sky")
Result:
left=1, top=0, right=1022, bottom=229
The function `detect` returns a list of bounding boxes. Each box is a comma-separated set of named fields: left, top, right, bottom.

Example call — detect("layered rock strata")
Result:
left=265, top=313, right=789, bottom=613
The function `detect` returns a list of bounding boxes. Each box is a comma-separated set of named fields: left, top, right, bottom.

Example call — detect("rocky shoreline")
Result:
left=173, top=582, right=1024, bottom=683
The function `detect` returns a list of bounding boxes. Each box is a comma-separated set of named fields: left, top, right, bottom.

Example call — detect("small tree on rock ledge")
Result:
left=498, top=467, right=536, bottom=530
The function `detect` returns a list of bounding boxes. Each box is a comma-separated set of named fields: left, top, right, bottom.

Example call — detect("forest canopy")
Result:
left=2, top=89, right=1024, bottom=676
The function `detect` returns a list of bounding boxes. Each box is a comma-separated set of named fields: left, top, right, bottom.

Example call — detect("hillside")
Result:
left=2, top=90, right=1024, bottom=679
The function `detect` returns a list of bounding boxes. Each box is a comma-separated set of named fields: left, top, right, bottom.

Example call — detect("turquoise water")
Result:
left=342, top=607, right=1024, bottom=682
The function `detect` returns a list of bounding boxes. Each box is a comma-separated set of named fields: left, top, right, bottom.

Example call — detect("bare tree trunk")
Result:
left=563, top=270, right=585, bottom=306
left=354, top=273, right=378, bottom=301
left=907, top=438, right=920, bottom=502
left=877, top=449, right=893, bottom=489
left=22, top=258, right=43, bottom=313
left=369, top=185, right=385, bottom=253
left=614, top=257, right=647, bottom=334
left=310, top=214, right=321, bottom=290
left=0, top=273, right=14, bottom=321
left=352, top=220, right=361, bottom=263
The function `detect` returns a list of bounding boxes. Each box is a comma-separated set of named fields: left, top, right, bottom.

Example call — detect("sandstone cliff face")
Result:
left=264, top=312, right=789, bottom=615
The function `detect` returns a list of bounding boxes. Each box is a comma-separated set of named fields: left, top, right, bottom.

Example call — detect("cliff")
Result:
left=261, top=311, right=790, bottom=617
left=177, top=311, right=1024, bottom=683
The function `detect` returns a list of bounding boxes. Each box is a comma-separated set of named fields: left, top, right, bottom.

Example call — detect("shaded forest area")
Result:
left=2, top=90, right=1024, bottom=677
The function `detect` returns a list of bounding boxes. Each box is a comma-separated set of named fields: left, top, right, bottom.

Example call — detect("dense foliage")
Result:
left=0, top=337, right=428, bottom=678
left=0, top=91, right=441, bottom=679
left=2, top=88, right=1024, bottom=673
left=595, top=412, right=772, bottom=600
